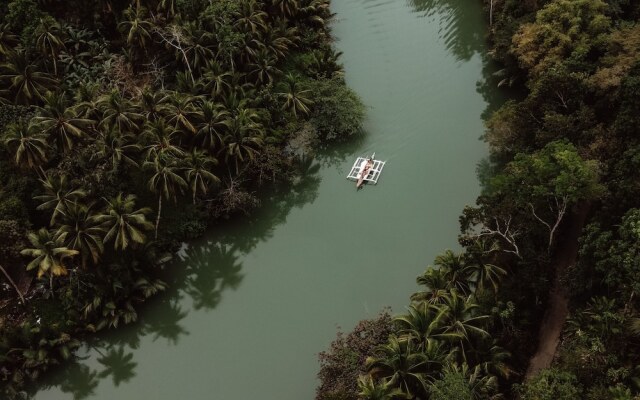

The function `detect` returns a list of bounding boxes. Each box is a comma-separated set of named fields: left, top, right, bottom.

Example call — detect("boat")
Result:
left=346, top=153, right=385, bottom=188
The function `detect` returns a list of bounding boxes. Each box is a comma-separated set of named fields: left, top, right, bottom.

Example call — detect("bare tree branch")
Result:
left=474, top=216, right=522, bottom=258
left=528, top=195, right=568, bottom=250
left=155, top=25, right=196, bottom=85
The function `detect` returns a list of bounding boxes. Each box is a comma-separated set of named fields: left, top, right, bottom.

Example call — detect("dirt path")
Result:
left=525, top=202, right=590, bottom=380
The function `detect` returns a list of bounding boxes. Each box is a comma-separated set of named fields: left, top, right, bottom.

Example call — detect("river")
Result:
left=34, top=0, right=500, bottom=398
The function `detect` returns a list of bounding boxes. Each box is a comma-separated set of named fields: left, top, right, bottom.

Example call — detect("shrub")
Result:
left=316, top=310, right=394, bottom=400
left=519, top=368, right=583, bottom=400
left=307, top=78, right=365, bottom=142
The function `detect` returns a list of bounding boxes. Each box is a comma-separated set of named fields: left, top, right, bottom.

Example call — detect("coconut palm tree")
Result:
left=32, top=92, right=94, bottom=153
left=0, top=24, right=19, bottom=56
left=56, top=203, right=105, bottom=269
left=94, top=126, right=141, bottom=171
left=194, top=101, right=230, bottom=151
left=412, top=267, right=451, bottom=305
left=139, top=89, right=169, bottom=122
left=299, top=0, right=331, bottom=27
left=97, top=89, right=143, bottom=132
left=184, top=32, right=215, bottom=72
left=248, top=50, right=280, bottom=86
left=235, top=0, right=268, bottom=34
left=34, top=174, right=88, bottom=226
left=357, top=375, right=407, bottom=400
left=395, top=302, right=450, bottom=351
left=271, top=0, right=300, bottom=17
left=366, top=335, right=429, bottom=398
left=141, top=119, right=185, bottom=161
left=465, top=239, right=507, bottom=294
left=183, top=150, right=220, bottom=204
left=202, top=60, right=233, bottom=98
left=118, top=6, right=154, bottom=54
left=98, top=194, right=153, bottom=251
left=163, top=92, right=198, bottom=134
left=34, top=17, right=67, bottom=75
left=3, top=120, right=49, bottom=169
left=0, top=51, right=58, bottom=104
left=261, top=28, right=295, bottom=60
left=436, top=292, right=490, bottom=363
left=73, top=81, right=102, bottom=120
left=277, top=73, right=313, bottom=117
left=467, top=339, right=512, bottom=380
left=144, top=153, right=187, bottom=238
left=435, top=250, right=473, bottom=296
left=21, top=228, right=79, bottom=294
left=221, top=109, right=264, bottom=173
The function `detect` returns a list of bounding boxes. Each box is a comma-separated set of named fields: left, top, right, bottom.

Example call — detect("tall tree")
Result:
left=277, top=73, right=313, bottom=117
left=435, top=250, right=473, bottom=296
left=163, top=92, right=198, bottom=134
left=464, top=239, right=506, bottom=294
left=97, top=194, right=153, bottom=251
left=0, top=50, right=57, bottom=104
left=144, top=154, right=187, bottom=238
left=413, top=267, right=451, bottom=305
left=141, top=118, right=185, bottom=161
left=366, top=335, right=429, bottom=398
left=3, top=120, right=49, bottom=169
left=183, top=150, right=220, bottom=204
left=489, top=141, right=603, bottom=250
left=34, top=174, right=88, bottom=226
left=118, top=6, right=154, bottom=55
left=97, top=89, right=142, bottom=133
left=34, top=17, right=66, bottom=75
left=32, top=92, right=94, bottom=153
left=56, top=203, right=105, bottom=269
left=94, top=126, right=141, bottom=172
left=436, top=292, right=490, bottom=363
left=221, top=108, right=264, bottom=173
left=194, top=101, right=230, bottom=151
left=0, top=23, right=19, bottom=56
left=21, top=228, right=79, bottom=294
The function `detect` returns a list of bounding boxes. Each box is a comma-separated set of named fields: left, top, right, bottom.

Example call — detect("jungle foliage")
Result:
left=0, top=0, right=364, bottom=397
left=318, top=0, right=640, bottom=399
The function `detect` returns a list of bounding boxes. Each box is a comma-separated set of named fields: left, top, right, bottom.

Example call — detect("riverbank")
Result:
left=315, top=0, right=640, bottom=398
left=25, top=0, right=497, bottom=398
left=0, top=0, right=365, bottom=397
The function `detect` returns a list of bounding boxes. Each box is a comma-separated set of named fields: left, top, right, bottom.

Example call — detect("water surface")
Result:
left=35, top=0, right=500, bottom=398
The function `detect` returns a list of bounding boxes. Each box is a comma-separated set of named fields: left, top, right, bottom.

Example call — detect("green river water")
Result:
left=35, top=0, right=503, bottom=398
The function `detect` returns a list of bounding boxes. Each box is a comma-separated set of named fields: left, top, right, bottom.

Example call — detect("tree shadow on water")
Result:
left=95, top=346, right=137, bottom=387
left=56, top=362, right=99, bottom=400
left=408, top=0, right=485, bottom=62
left=29, top=152, right=324, bottom=398
left=181, top=241, right=244, bottom=311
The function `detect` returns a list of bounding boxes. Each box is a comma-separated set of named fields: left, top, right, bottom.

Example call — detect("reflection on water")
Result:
left=409, top=0, right=484, bottom=61
left=183, top=242, right=244, bottom=311
left=30, top=0, right=508, bottom=397
left=56, top=363, right=98, bottom=400
left=32, top=155, right=329, bottom=399
left=95, top=346, right=137, bottom=387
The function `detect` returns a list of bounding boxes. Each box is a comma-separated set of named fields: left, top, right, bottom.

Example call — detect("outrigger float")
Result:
left=346, top=153, right=386, bottom=188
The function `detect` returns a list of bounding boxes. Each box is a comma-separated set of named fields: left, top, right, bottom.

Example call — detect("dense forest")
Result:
left=0, top=0, right=364, bottom=398
left=316, top=0, right=640, bottom=399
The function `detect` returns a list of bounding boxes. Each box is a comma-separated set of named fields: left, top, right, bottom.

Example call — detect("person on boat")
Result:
left=361, top=158, right=373, bottom=176
left=356, top=157, right=374, bottom=188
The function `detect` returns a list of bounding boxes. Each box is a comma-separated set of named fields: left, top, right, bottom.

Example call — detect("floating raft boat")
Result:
left=346, top=155, right=386, bottom=185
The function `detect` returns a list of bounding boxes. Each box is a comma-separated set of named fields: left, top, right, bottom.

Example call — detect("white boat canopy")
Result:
left=346, top=156, right=386, bottom=185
